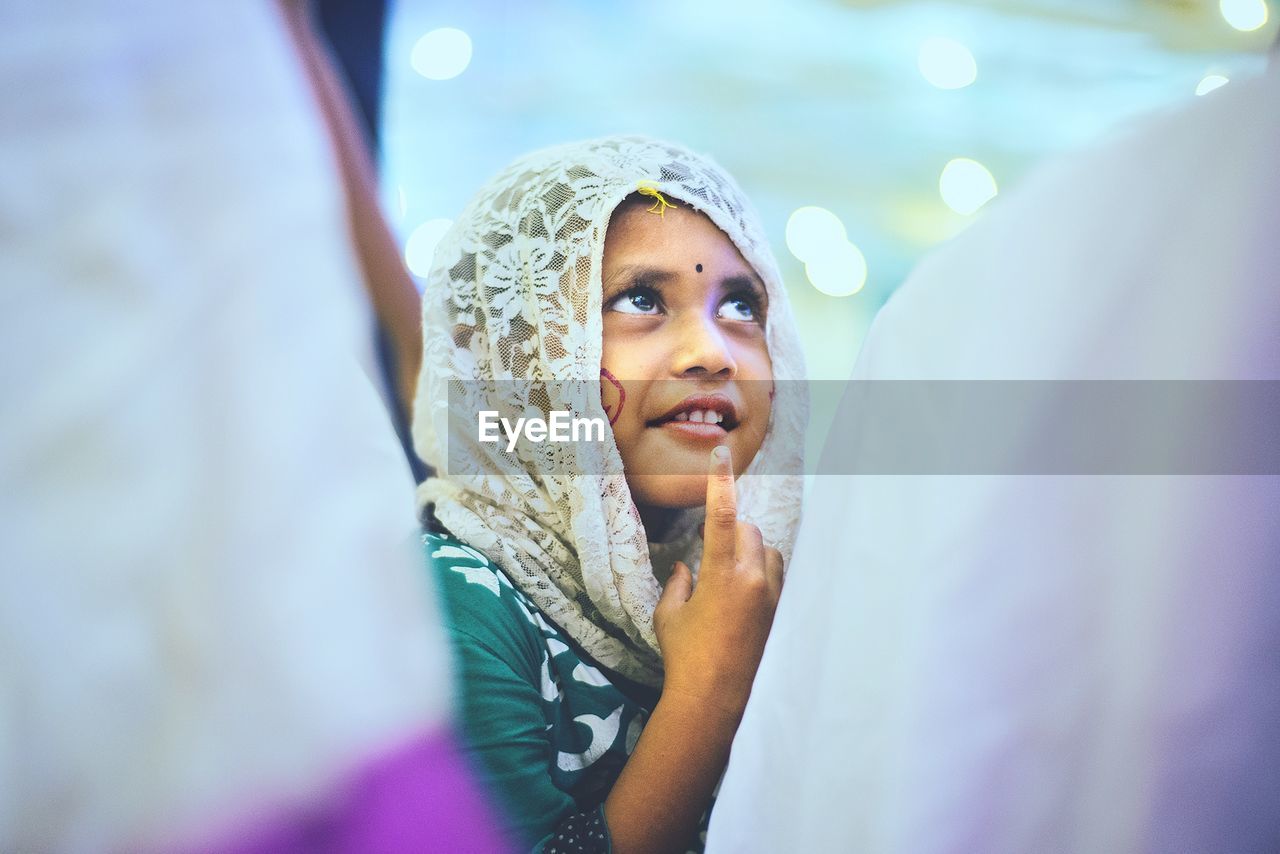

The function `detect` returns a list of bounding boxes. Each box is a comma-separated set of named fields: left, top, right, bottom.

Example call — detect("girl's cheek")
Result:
left=600, top=366, right=626, bottom=426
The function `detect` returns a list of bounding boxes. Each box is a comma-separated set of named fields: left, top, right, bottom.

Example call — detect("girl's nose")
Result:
left=670, top=314, right=737, bottom=378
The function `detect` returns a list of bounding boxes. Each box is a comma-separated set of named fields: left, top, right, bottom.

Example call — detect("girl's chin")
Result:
left=624, top=473, right=711, bottom=510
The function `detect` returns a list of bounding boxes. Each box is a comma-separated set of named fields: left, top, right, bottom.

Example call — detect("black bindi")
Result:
left=695, top=263, right=703, bottom=273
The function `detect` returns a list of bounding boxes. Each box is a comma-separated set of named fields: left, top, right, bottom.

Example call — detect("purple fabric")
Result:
left=200, top=726, right=512, bottom=854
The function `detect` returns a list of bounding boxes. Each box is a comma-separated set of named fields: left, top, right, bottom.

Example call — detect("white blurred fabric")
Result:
left=0, top=2, right=450, bottom=851
left=709, top=66, right=1280, bottom=853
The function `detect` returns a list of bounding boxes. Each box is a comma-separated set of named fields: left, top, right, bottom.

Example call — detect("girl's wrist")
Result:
left=658, top=680, right=750, bottom=729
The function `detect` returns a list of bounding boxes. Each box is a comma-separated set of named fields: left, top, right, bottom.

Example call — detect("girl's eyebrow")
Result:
left=719, top=273, right=769, bottom=307
left=603, top=265, right=769, bottom=308
left=603, top=264, right=676, bottom=295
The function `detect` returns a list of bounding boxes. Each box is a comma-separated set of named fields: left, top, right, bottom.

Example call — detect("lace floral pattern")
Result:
left=413, top=136, right=808, bottom=686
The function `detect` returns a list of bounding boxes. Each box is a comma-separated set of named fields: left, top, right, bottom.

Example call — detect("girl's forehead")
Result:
left=606, top=210, right=765, bottom=300
left=604, top=202, right=745, bottom=262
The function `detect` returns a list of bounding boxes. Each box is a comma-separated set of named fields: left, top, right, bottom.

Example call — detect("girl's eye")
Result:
left=717, top=294, right=758, bottom=322
left=608, top=287, right=660, bottom=315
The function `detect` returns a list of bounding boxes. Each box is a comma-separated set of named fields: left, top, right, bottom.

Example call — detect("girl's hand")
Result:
left=652, top=445, right=783, bottom=717
left=606, top=446, right=780, bottom=852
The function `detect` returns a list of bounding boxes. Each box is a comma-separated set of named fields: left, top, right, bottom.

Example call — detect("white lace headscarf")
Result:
left=413, top=136, right=807, bottom=686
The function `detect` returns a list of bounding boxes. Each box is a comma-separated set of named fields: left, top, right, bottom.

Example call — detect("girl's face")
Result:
left=601, top=199, right=774, bottom=526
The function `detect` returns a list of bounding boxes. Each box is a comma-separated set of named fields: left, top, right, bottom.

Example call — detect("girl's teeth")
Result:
left=669, top=409, right=727, bottom=426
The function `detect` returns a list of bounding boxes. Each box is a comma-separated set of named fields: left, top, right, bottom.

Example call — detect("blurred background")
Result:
left=376, top=0, right=1274, bottom=454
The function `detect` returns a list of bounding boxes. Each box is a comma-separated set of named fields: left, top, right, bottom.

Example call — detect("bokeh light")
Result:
left=785, top=206, right=847, bottom=262
left=1196, top=74, right=1230, bottom=95
left=786, top=206, right=868, bottom=296
left=918, top=37, right=977, bottom=89
left=405, top=218, right=454, bottom=276
left=939, top=158, right=998, bottom=215
left=410, top=28, right=473, bottom=80
left=1219, top=0, right=1269, bottom=31
left=384, top=1, right=1272, bottom=371
left=804, top=241, right=868, bottom=297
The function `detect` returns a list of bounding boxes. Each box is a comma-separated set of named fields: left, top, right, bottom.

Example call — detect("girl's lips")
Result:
left=649, top=394, right=740, bottom=429
left=655, top=420, right=730, bottom=441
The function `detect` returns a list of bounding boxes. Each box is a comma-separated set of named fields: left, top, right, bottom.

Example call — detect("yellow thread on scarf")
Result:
left=636, top=182, right=673, bottom=217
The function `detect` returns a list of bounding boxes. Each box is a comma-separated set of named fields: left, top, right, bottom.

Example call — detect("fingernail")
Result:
left=713, top=446, right=730, bottom=462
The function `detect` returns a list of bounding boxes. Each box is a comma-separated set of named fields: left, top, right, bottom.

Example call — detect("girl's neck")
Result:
left=637, top=504, right=680, bottom=543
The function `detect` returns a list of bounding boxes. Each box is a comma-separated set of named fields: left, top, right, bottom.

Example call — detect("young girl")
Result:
left=412, top=136, right=807, bottom=853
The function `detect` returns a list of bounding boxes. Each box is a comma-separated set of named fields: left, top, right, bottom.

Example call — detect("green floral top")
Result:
left=423, top=528, right=709, bottom=853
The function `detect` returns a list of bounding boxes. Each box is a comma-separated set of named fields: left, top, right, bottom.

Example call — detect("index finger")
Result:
left=703, top=445, right=738, bottom=568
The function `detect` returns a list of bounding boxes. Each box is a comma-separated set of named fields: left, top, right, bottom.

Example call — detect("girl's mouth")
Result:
left=654, top=418, right=732, bottom=441
left=647, top=394, right=741, bottom=433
